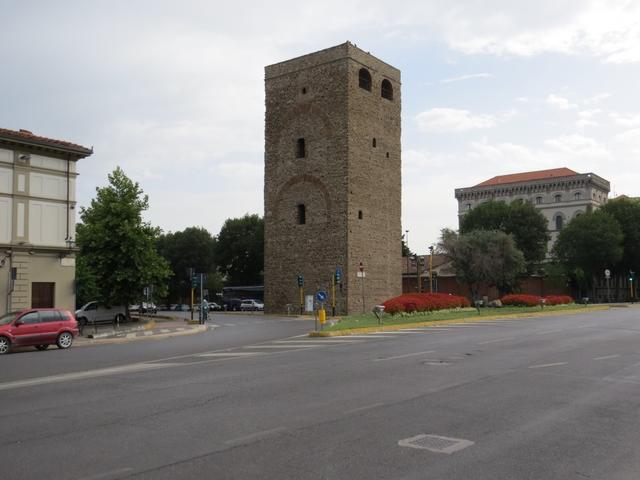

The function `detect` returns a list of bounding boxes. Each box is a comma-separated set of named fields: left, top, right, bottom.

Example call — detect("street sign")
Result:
left=356, top=271, right=366, bottom=278
left=305, top=295, right=314, bottom=312
left=316, top=291, right=327, bottom=302
left=605, top=269, right=611, bottom=279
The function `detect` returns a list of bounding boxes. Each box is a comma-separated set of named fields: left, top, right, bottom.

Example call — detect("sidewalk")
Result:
left=75, top=315, right=208, bottom=346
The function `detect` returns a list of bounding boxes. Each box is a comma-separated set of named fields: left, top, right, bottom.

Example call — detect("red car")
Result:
left=0, top=308, right=79, bottom=354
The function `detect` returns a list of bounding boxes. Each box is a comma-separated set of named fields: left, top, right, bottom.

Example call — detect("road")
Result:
left=1, top=308, right=640, bottom=479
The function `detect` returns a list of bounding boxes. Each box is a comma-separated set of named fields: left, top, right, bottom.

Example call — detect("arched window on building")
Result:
left=358, top=68, right=372, bottom=91
left=555, top=215, right=564, bottom=231
left=297, top=204, right=306, bottom=225
left=381, top=79, right=393, bottom=100
left=554, top=194, right=562, bottom=203
left=536, top=196, right=543, bottom=205
left=574, top=192, right=582, bottom=200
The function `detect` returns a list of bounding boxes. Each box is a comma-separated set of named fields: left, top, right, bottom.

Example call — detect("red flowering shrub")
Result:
left=382, top=293, right=470, bottom=315
left=543, top=295, right=573, bottom=305
left=501, top=294, right=542, bottom=307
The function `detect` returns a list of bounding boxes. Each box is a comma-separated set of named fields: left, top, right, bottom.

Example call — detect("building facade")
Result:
left=0, top=128, right=92, bottom=314
left=264, top=42, right=402, bottom=315
left=455, top=168, right=610, bottom=247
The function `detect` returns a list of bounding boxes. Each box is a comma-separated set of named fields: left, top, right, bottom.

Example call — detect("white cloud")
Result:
left=546, top=94, right=577, bottom=110
left=615, top=128, right=640, bottom=154
left=440, top=73, right=492, bottom=83
left=416, top=108, right=499, bottom=133
left=576, top=109, right=601, bottom=129
left=610, top=112, right=640, bottom=128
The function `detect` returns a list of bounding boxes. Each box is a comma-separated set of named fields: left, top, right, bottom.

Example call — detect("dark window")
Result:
left=536, top=196, right=543, bottom=204
left=32, top=282, right=55, bottom=308
left=20, top=312, right=40, bottom=324
left=372, top=138, right=377, bottom=148
left=381, top=79, right=393, bottom=100
left=296, top=138, right=305, bottom=158
left=358, top=210, right=363, bottom=220
left=297, top=204, right=306, bottom=225
left=554, top=194, right=562, bottom=203
left=358, top=68, right=372, bottom=91
left=574, top=192, right=581, bottom=200
left=301, top=87, right=307, bottom=94
left=555, top=215, right=563, bottom=230
left=40, top=310, right=61, bottom=323
left=386, top=152, right=389, bottom=158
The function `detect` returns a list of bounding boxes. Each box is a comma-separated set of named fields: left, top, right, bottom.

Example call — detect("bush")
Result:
left=382, top=293, right=470, bottom=315
left=501, top=294, right=542, bottom=307
left=544, top=295, right=573, bottom=305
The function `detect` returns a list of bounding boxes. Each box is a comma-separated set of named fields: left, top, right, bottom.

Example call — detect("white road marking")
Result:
left=77, top=467, right=134, bottom=480
left=594, top=354, right=621, bottom=360
left=0, top=363, right=180, bottom=392
left=197, top=352, right=262, bottom=357
left=477, top=337, right=513, bottom=345
left=344, top=402, right=384, bottom=414
left=528, top=362, right=568, bottom=369
left=242, top=344, right=320, bottom=349
left=224, top=427, right=286, bottom=445
left=370, top=331, right=412, bottom=335
left=274, top=339, right=361, bottom=344
left=338, top=335, right=396, bottom=338
left=373, top=350, right=436, bottom=362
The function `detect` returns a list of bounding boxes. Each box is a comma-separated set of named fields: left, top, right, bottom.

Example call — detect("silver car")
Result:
left=75, top=301, right=127, bottom=328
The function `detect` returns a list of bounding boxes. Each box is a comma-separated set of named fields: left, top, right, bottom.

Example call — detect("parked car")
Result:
left=240, top=299, right=264, bottom=311
left=76, top=301, right=127, bottom=328
left=209, top=302, right=223, bottom=311
left=0, top=308, right=78, bottom=354
left=223, top=298, right=242, bottom=311
left=173, top=304, right=191, bottom=312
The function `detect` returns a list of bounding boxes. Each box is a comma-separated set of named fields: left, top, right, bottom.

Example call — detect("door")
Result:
left=39, top=310, right=63, bottom=343
left=11, top=311, right=42, bottom=346
left=32, top=283, right=55, bottom=308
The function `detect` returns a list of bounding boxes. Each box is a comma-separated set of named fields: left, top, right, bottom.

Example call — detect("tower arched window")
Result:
left=555, top=215, right=563, bottom=231
left=358, top=68, right=372, bottom=91
left=372, top=138, right=377, bottom=148
left=381, top=79, right=393, bottom=100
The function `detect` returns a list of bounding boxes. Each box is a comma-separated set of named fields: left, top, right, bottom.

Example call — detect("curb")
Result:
left=75, top=325, right=208, bottom=347
left=309, top=305, right=610, bottom=337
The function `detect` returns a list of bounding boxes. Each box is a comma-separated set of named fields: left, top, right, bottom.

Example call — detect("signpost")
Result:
left=316, top=290, right=328, bottom=331
left=358, top=262, right=366, bottom=313
left=298, top=275, right=304, bottom=314
left=605, top=268, right=611, bottom=303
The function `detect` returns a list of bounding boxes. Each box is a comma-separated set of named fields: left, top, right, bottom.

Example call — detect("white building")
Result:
left=454, top=168, right=610, bottom=248
left=0, top=128, right=92, bottom=313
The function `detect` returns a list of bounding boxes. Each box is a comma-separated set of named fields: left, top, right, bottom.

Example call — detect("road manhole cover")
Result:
left=398, top=434, right=474, bottom=454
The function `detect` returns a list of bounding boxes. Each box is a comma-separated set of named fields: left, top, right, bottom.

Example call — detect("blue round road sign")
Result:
left=316, top=291, right=327, bottom=302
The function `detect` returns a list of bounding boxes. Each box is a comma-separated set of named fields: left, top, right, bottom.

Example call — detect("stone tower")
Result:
left=264, top=42, right=401, bottom=315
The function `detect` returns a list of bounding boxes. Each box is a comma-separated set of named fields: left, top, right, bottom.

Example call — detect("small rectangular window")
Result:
left=358, top=210, right=363, bottom=220
left=296, top=138, right=306, bottom=158
left=297, top=204, right=306, bottom=225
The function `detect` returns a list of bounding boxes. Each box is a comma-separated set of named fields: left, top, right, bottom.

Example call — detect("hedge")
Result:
left=382, top=293, right=471, bottom=315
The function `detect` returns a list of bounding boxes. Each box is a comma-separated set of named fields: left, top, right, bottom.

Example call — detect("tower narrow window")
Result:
left=555, top=215, right=563, bottom=231
left=381, top=79, right=393, bottom=100
left=372, top=138, right=377, bottom=148
left=358, top=68, right=372, bottom=91
left=358, top=210, right=363, bottom=220
left=297, top=204, right=306, bottom=225
left=296, top=138, right=306, bottom=158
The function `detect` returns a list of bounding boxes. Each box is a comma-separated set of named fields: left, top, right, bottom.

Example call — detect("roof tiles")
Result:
left=0, top=127, right=92, bottom=156
left=475, top=167, right=578, bottom=187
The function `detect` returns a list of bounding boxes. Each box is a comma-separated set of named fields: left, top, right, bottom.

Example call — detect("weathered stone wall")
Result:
left=264, top=42, right=401, bottom=315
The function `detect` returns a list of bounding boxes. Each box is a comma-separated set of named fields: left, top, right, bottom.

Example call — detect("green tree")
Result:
left=76, top=167, right=171, bottom=310
left=460, top=200, right=550, bottom=269
left=156, top=227, right=223, bottom=303
left=599, top=197, right=640, bottom=274
left=553, top=211, right=624, bottom=297
left=439, top=228, right=526, bottom=300
left=215, top=214, right=264, bottom=285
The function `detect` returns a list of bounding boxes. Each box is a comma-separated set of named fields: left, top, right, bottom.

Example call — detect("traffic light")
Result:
left=191, top=276, right=199, bottom=289
left=297, top=275, right=304, bottom=287
left=335, top=268, right=342, bottom=283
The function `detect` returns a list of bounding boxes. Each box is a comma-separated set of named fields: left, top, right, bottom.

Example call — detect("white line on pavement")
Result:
left=77, top=467, right=134, bottom=480
left=594, top=354, right=621, bottom=360
left=242, top=344, right=321, bottom=349
left=477, top=337, right=513, bottom=345
left=373, top=350, right=436, bottom=362
left=344, top=402, right=384, bottom=414
left=528, top=362, right=568, bottom=369
left=197, top=352, right=263, bottom=357
left=224, top=427, right=287, bottom=446
left=337, top=335, right=396, bottom=338
left=273, top=339, right=361, bottom=344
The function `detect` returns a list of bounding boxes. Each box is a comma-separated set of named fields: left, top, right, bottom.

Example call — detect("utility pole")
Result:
left=428, top=245, right=434, bottom=293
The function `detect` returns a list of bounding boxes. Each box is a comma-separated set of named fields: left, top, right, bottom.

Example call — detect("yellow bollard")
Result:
left=319, top=308, right=326, bottom=325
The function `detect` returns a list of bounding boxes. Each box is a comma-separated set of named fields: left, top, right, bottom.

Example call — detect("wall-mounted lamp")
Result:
left=0, top=256, right=6, bottom=268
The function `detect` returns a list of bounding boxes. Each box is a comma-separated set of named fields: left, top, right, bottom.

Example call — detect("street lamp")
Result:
left=404, top=230, right=409, bottom=252
left=428, top=245, right=434, bottom=293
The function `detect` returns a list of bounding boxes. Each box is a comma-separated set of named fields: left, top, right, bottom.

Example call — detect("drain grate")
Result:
left=398, top=434, right=474, bottom=454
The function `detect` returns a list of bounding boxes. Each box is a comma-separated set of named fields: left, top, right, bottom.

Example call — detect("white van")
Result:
left=75, top=301, right=127, bottom=328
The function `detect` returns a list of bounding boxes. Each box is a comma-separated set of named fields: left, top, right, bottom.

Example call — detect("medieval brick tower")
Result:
left=264, top=42, right=401, bottom=315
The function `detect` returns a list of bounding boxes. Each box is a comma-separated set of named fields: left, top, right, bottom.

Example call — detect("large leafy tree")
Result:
left=553, top=211, right=624, bottom=296
left=439, top=228, right=526, bottom=300
left=599, top=197, right=640, bottom=275
left=460, top=200, right=550, bottom=269
left=156, top=227, right=223, bottom=303
left=215, top=214, right=264, bottom=285
left=76, top=167, right=171, bottom=309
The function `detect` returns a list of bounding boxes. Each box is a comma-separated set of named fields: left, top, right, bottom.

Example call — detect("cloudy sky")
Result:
left=2, top=1, right=639, bottom=254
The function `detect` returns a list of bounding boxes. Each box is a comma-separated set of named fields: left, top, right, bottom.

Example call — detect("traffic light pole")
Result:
left=331, top=274, right=336, bottom=317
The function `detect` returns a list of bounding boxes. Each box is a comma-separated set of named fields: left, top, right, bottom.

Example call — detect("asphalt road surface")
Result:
left=2, top=308, right=640, bottom=479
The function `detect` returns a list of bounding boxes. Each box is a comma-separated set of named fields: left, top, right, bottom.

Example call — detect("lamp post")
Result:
left=404, top=230, right=409, bottom=253
left=428, top=245, right=434, bottom=293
